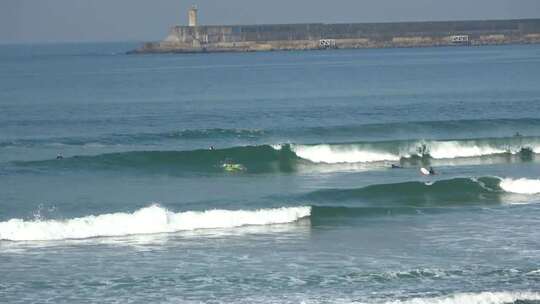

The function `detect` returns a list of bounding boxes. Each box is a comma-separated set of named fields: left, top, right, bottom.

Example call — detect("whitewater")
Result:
left=382, top=291, right=540, bottom=304
left=1, top=177, right=538, bottom=242
left=0, top=205, right=311, bottom=241
left=499, top=178, right=540, bottom=194
left=289, top=137, right=540, bottom=164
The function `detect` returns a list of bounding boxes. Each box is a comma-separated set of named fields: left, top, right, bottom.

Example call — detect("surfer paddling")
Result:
left=420, top=166, right=436, bottom=175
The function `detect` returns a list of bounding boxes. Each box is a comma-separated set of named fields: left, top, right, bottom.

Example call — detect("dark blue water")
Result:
left=1, top=43, right=540, bottom=304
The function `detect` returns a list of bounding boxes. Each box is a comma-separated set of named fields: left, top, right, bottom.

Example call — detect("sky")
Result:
left=1, top=0, right=539, bottom=43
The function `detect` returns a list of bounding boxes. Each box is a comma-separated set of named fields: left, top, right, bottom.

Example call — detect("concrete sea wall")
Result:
left=131, top=19, right=540, bottom=53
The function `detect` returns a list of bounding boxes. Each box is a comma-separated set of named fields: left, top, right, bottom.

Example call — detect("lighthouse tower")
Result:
left=188, top=5, right=198, bottom=27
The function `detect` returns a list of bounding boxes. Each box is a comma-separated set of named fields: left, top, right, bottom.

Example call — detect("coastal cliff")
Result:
left=131, top=19, right=540, bottom=54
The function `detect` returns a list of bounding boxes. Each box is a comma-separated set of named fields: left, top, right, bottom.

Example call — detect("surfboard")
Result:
left=222, top=163, right=246, bottom=172
left=420, top=167, right=430, bottom=176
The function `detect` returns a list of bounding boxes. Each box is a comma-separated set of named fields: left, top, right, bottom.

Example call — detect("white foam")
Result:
left=384, top=291, right=540, bottom=304
left=526, top=269, right=540, bottom=275
left=0, top=205, right=311, bottom=241
left=271, top=144, right=283, bottom=151
left=499, top=178, right=540, bottom=194
left=277, top=138, right=539, bottom=165
left=426, top=141, right=507, bottom=159
left=291, top=144, right=400, bottom=164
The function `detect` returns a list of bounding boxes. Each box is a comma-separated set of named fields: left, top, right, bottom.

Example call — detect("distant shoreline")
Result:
left=130, top=18, right=540, bottom=54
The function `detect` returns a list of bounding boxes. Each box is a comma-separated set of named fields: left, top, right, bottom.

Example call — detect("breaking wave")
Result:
left=291, top=144, right=400, bottom=163
left=12, top=136, right=540, bottom=174
left=289, top=136, right=540, bottom=164
left=2, top=175, right=538, bottom=242
left=0, top=205, right=311, bottom=241
left=305, top=177, right=540, bottom=206
left=383, top=291, right=540, bottom=304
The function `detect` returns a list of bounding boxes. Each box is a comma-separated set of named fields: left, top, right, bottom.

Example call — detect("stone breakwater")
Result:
left=131, top=19, right=540, bottom=54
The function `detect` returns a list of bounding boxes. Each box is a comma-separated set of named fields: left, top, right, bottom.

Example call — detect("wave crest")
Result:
left=0, top=205, right=311, bottom=241
left=427, top=141, right=508, bottom=159
left=13, top=136, right=540, bottom=174
left=291, top=144, right=400, bottom=163
left=290, top=137, right=539, bottom=164
left=306, top=176, right=539, bottom=207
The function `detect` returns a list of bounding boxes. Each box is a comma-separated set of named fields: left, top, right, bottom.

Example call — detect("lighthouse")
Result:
left=188, top=5, right=198, bottom=27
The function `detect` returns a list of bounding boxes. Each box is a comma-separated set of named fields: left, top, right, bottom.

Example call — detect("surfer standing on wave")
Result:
left=417, top=144, right=428, bottom=156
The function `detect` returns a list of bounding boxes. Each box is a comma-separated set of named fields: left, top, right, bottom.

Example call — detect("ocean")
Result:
left=1, top=43, right=540, bottom=303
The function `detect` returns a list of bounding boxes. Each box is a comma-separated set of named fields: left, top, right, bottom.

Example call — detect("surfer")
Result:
left=209, top=146, right=215, bottom=150
left=391, top=164, right=402, bottom=169
left=222, top=162, right=246, bottom=172
left=222, top=158, right=246, bottom=172
left=417, top=144, right=428, bottom=156
left=420, top=166, right=436, bottom=175
left=56, top=153, right=63, bottom=160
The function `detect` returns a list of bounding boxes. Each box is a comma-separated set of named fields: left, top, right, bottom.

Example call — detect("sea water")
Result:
left=1, top=43, right=540, bottom=303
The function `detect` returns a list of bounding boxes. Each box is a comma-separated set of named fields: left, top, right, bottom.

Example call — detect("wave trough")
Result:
left=0, top=205, right=311, bottom=241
